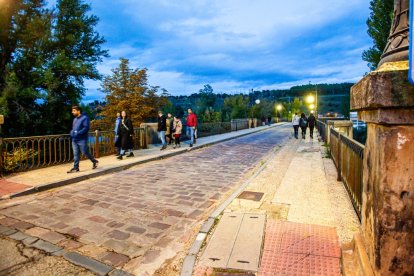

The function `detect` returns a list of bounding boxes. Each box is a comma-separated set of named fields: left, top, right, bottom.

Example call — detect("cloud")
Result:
left=81, top=0, right=371, bottom=100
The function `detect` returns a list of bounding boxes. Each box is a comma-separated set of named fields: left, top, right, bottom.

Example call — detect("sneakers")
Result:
left=173, top=145, right=176, bottom=149
left=160, top=146, right=167, bottom=151
left=189, top=144, right=193, bottom=147
left=126, top=152, right=134, bottom=157
left=92, top=160, right=99, bottom=169
left=67, top=167, right=79, bottom=173
left=117, top=155, right=123, bottom=160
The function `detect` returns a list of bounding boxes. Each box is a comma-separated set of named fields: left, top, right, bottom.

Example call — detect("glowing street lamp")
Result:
left=309, top=104, right=315, bottom=110
left=276, top=104, right=283, bottom=122
left=306, top=95, right=315, bottom=104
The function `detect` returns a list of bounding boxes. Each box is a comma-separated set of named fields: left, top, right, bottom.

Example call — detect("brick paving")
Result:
left=0, top=126, right=290, bottom=275
left=259, top=221, right=341, bottom=276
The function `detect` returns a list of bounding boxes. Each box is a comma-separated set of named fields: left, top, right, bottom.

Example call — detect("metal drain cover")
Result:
left=237, top=191, right=264, bottom=201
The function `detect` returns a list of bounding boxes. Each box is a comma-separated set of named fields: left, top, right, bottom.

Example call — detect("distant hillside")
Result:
left=169, top=82, right=353, bottom=116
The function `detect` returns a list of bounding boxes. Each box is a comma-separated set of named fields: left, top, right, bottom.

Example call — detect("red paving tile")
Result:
left=0, top=179, right=31, bottom=196
left=259, top=221, right=341, bottom=276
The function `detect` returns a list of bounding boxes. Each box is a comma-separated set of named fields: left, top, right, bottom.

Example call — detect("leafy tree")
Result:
left=98, top=58, right=168, bottom=129
left=41, top=0, right=108, bottom=134
left=222, top=95, right=249, bottom=120
left=196, top=84, right=216, bottom=113
left=362, top=0, right=394, bottom=70
left=0, top=0, right=51, bottom=136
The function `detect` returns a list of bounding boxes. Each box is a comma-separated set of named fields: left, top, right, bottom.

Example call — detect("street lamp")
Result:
left=308, top=81, right=318, bottom=117
left=250, top=99, right=261, bottom=127
left=276, top=104, right=282, bottom=122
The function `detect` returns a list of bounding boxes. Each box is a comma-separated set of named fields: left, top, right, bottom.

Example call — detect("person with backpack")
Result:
left=307, top=112, right=316, bottom=139
left=292, top=112, right=300, bottom=139
left=299, top=112, right=308, bottom=139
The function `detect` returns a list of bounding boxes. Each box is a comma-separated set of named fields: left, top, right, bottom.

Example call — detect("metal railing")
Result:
left=1, top=127, right=147, bottom=174
left=316, top=120, right=327, bottom=141
left=0, top=120, right=252, bottom=174
left=328, top=127, right=364, bottom=220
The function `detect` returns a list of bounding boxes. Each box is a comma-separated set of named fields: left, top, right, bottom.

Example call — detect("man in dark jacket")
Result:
left=308, top=112, right=316, bottom=139
left=67, top=106, right=98, bottom=173
left=158, top=111, right=167, bottom=150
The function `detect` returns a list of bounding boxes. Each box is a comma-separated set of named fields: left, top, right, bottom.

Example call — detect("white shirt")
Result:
left=292, top=115, right=300, bottom=126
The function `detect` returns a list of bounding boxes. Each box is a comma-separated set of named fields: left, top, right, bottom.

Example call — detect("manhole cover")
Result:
left=237, top=191, right=264, bottom=201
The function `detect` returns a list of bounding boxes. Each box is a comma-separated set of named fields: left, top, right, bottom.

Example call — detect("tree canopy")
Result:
left=0, top=0, right=107, bottom=136
left=362, top=0, right=394, bottom=71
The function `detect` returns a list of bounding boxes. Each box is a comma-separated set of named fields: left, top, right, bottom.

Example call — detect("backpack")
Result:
left=300, top=118, right=307, bottom=127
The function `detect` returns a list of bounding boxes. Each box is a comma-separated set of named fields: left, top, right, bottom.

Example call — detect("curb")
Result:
left=0, top=226, right=132, bottom=276
left=3, top=123, right=288, bottom=200
left=180, top=134, right=288, bottom=276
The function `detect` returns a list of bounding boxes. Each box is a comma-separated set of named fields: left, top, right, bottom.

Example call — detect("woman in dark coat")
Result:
left=307, top=112, right=316, bottom=139
left=116, top=111, right=134, bottom=160
left=299, top=112, right=308, bottom=139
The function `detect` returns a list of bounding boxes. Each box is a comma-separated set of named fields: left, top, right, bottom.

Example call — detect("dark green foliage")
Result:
left=0, top=0, right=107, bottom=137
left=362, top=0, right=394, bottom=70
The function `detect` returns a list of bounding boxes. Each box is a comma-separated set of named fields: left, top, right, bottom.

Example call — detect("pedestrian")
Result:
left=292, top=112, right=300, bottom=139
left=299, top=112, right=308, bottom=139
left=165, top=112, right=173, bottom=146
left=67, top=106, right=98, bottom=173
left=116, top=110, right=134, bottom=160
left=114, top=112, right=121, bottom=156
left=267, top=116, right=271, bottom=126
left=186, top=108, right=197, bottom=147
left=308, top=112, right=316, bottom=139
left=172, top=116, right=182, bottom=149
left=158, top=110, right=167, bottom=150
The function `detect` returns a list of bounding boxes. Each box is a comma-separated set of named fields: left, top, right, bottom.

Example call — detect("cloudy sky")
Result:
left=79, top=0, right=371, bottom=101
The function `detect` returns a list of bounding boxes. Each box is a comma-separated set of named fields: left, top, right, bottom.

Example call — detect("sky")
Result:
left=75, top=0, right=372, bottom=102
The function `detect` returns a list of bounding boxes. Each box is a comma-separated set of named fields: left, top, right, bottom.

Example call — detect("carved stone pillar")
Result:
left=351, top=61, right=414, bottom=275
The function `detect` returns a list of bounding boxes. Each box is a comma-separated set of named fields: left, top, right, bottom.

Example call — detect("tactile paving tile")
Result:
left=259, top=221, right=341, bottom=276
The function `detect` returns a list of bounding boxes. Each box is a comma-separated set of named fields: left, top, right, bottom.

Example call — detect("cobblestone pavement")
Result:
left=0, top=125, right=290, bottom=275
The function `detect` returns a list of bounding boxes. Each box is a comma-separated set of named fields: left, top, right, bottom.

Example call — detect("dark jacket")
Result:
left=116, top=118, right=134, bottom=150
left=70, top=114, right=90, bottom=142
left=299, top=116, right=308, bottom=128
left=158, top=115, right=167, bottom=131
left=308, top=114, right=316, bottom=127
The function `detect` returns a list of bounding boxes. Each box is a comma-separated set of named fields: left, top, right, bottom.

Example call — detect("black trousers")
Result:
left=293, top=125, right=299, bottom=138
left=309, top=126, right=314, bottom=137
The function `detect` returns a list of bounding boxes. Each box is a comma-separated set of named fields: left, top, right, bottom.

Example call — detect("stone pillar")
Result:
left=350, top=61, right=414, bottom=275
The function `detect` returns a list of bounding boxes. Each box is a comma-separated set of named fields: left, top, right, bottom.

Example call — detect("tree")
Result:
left=41, top=0, right=108, bottom=134
left=98, top=58, right=168, bottom=129
left=0, top=0, right=51, bottom=136
left=222, top=95, right=249, bottom=120
left=362, top=0, right=394, bottom=70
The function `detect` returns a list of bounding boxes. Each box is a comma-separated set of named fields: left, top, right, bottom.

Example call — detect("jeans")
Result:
left=309, top=126, right=314, bottom=138
left=293, top=125, right=299, bottom=138
left=72, top=140, right=96, bottom=169
left=159, top=130, right=166, bottom=146
left=186, top=126, right=195, bottom=145
left=301, top=126, right=307, bottom=138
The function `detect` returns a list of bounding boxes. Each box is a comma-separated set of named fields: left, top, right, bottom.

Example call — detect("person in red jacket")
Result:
left=186, top=108, right=197, bottom=147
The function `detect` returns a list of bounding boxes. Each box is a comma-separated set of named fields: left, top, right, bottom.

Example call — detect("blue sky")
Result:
left=78, top=0, right=371, bottom=101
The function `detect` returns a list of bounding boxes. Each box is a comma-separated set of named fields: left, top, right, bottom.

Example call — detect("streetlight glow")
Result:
left=306, top=95, right=315, bottom=104
left=255, top=99, right=260, bottom=105
left=309, top=104, right=315, bottom=110
left=276, top=104, right=282, bottom=111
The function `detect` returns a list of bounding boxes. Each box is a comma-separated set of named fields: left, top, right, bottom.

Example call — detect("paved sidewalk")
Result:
left=0, top=124, right=286, bottom=199
left=193, top=134, right=360, bottom=275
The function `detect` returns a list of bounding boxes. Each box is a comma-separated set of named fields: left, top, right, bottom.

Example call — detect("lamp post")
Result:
left=250, top=99, right=260, bottom=127
left=276, top=104, right=282, bottom=122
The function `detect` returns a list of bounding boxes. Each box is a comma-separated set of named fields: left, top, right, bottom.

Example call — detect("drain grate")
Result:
left=237, top=191, right=264, bottom=201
